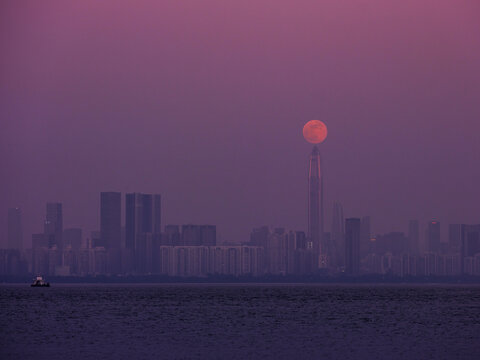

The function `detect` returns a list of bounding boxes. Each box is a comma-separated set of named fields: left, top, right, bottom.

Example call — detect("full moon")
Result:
left=303, top=120, right=327, bottom=144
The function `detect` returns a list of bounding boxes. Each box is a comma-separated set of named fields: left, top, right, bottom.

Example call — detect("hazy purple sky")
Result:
left=1, top=0, right=480, bottom=246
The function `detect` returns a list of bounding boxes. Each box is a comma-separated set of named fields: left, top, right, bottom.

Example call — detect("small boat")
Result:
left=31, top=276, right=50, bottom=287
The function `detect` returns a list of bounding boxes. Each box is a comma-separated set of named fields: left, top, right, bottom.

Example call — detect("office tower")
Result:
left=360, top=216, right=371, bottom=258
left=448, top=224, right=462, bottom=254
left=331, top=202, right=344, bottom=267
left=63, top=228, right=82, bottom=250
left=100, top=192, right=121, bottom=249
left=427, top=220, right=440, bottom=253
left=295, top=231, right=307, bottom=249
left=408, top=220, right=420, bottom=254
left=7, top=208, right=23, bottom=250
left=126, top=193, right=161, bottom=251
left=265, top=231, right=287, bottom=275
left=460, top=224, right=480, bottom=273
left=322, top=232, right=335, bottom=269
left=345, top=218, right=361, bottom=275
left=44, top=203, right=63, bottom=250
left=126, top=193, right=142, bottom=250
left=308, top=146, right=323, bottom=263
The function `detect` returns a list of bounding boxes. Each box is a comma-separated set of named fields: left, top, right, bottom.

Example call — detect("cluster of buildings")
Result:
left=1, top=195, right=264, bottom=277
left=2, top=146, right=480, bottom=279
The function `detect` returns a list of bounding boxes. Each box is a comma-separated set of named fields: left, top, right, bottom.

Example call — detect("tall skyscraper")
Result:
left=427, top=220, right=440, bottom=253
left=408, top=220, right=420, bottom=254
left=100, top=192, right=121, bottom=249
left=125, top=193, right=161, bottom=250
left=345, top=218, right=361, bottom=275
left=44, top=203, right=63, bottom=250
left=308, top=146, right=323, bottom=264
left=7, top=208, right=23, bottom=250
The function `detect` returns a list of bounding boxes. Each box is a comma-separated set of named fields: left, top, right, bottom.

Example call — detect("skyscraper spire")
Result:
left=308, top=146, right=323, bottom=266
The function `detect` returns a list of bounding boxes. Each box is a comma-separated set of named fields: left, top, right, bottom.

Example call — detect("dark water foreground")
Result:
left=1, top=284, right=479, bottom=359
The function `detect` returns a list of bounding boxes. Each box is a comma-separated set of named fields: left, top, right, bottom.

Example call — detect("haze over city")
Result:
left=2, top=2, right=480, bottom=360
left=2, top=1, right=480, bottom=246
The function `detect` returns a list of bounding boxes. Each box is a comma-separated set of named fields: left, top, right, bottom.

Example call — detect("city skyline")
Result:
left=2, top=3, right=480, bottom=360
left=2, top=142, right=479, bottom=251
left=3, top=149, right=480, bottom=279
left=4, top=190, right=480, bottom=278
left=2, top=1, right=480, bottom=247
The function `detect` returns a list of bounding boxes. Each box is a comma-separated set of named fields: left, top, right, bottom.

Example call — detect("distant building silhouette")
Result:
left=182, top=225, right=202, bottom=246
left=7, top=208, right=23, bottom=250
left=427, top=220, right=440, bottom=253
left=44, top=203, right=63, bottom=250
left=250, top=226, right=269, bottom=248
left=345, top=218, right=361, bottom=275
left=308, top=146, right=323, bottom=267
left=125, top=193, right=161, bottom=250
left=125, top=193, right=161, bottom=272
left=460, top=224, right=480, bottom=274
left=448, top=224, right=462, bottom=255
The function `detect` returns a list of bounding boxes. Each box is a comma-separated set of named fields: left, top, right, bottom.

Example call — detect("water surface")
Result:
left=1, top=284, right=479, bottom=359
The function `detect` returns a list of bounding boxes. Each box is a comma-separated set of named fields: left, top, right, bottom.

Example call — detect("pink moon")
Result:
left=303, top=120, right=327, bottom=144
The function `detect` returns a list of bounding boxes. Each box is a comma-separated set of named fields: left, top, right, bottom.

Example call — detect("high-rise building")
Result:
left=427, top=220, right=440, bottom=254
left=448, top=224, right=462, bottom=255
left=7, top=208, right=23, bottom=250
left=345, top=218, right=361, bottom=275
left=331, top=202, right=344, bottom=267
left=44, top=203, right=63, bottom=250
left=100, top=192, right=121, bottom=249
left=308, top=146, right=323, bottom=264
left=125, top=193, right=161, bottom=251
left=408, top=220, right=420, bottom=254
left=460, top=224, right=480, bottom=273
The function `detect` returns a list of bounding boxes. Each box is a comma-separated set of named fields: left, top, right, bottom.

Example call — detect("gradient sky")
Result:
left=1, top=0, right=480, bottom=247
